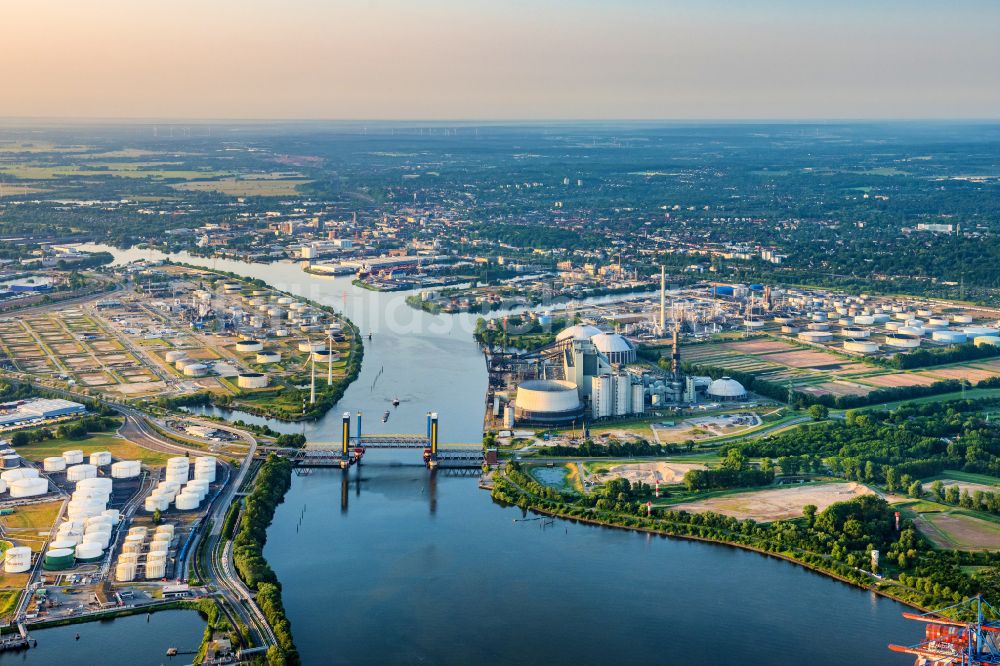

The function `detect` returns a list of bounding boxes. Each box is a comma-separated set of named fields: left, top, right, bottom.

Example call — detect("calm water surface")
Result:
left=78, top=246, right=923, bottom=664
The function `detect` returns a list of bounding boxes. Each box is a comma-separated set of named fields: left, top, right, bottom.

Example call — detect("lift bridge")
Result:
left=285, top=412, right=484, bottom=469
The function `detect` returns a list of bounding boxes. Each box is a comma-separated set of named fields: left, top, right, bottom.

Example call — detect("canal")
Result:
left=77, top=246, right=923, bottom=663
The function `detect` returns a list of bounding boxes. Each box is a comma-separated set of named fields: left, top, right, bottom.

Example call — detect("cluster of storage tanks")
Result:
left=116, top=523, right=175, bottom=581
left=168, top=352, right=210, bottom=378
left=1, top=467, right=48, bottom=498
left=776, top=294, right=1000, bottom=356
left=144, top=457, right=216, bottom=513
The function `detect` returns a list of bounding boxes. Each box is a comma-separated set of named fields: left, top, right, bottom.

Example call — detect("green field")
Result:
left=17, top=432, right=168, bottom=466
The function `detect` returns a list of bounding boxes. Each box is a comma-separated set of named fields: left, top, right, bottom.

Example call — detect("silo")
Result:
left=67, top=464, right=98, bottom=482
left=75, top=542, right=104, bottom=563
left=43, top=457, right=67, bottom=472
left=111, top=460, right=141, bottom=479
left=43, top=548, right=75, bottom=570
left=89, top=451, right=112, bottom=466
left=115, top=562, right=136, bottom=582
left=4, top=547, right=32, bottom=573
left=62, top=450, right=84, bottom=465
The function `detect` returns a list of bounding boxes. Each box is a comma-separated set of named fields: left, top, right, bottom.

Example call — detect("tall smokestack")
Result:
left=672, top=322, right=681, bottom=377
left=659, top=265, right=666, bottom=335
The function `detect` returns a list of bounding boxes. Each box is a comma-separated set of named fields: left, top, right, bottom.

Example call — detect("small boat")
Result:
left=392, top=397, right=400, bottom=407
left=382, top=410, right=390, bottom=423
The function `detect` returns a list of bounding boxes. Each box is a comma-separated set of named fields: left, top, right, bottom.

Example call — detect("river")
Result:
left=71, top=245, right=922, bottom=664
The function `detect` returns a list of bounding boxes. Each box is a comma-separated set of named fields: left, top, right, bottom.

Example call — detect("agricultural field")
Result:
left=171, top=176, right=311, bottom=197
left=913, top=512, right=1000, bottom=551
left=669, top=481, right=873, bottom=521
left=683, top=336, right=1000, bottom=403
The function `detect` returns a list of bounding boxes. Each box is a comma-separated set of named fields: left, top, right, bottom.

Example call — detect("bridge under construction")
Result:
left=282, top=412, right=485, bottom=469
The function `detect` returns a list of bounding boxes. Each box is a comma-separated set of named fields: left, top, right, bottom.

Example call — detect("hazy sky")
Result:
left=3, top=0, right=999, bottom=120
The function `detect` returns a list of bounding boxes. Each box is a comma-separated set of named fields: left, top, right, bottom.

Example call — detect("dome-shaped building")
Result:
left=706, top=377, right=747, bottom=401
left=555, top=324, right=602, bottom=343
left=590, top=332, right=637, bottom=365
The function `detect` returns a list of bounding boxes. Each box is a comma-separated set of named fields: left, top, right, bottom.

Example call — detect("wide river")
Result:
left=36, top=245, right=922, bottom=664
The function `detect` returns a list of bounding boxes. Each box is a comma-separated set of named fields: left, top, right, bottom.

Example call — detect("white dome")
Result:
left=706, top=377, right=747, bottom=399
left=555, top=324, right=602, bottom=342
left=590, top=333, right=634, bottom=354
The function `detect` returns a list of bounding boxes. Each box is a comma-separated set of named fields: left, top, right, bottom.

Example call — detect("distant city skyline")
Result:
left=3, top=0, right=999, bottom=120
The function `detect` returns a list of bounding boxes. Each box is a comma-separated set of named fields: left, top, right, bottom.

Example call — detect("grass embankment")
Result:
left=231, top=454, right=298, bottom=664
left=491, top=464, right=992, bottom=614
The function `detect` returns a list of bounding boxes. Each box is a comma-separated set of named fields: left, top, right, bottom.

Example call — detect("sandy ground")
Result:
left=915, top=513, right=1000, bottom=551
left=671, top=482, right=874, bottom=521
left=598, top=461, right=707, bottom=485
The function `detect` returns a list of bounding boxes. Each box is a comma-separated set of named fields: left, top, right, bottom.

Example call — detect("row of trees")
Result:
left=875, top=342, right=1000, bottom=370
left=231, top=454, right=298, bottom=665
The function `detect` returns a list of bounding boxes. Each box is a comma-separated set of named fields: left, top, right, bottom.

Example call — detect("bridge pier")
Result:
left=340, top=411, right=351, bottom=469
left=427, top=412, right=439, bottom=469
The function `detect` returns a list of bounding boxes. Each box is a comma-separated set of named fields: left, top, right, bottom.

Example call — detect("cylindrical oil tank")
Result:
left=54, top=532, right=81, bottom=546
left=102, top=509, right=121, bottom=525
left=165, top=470, right=188, bottom=484
left=975, top=336, right=1000, bottom=348
left=193, top=466, right=216, bottom=483
left=116, top=562, right=137, bottom=582
left=10, top=477, right=48, bottom=498
left=118, top=552, right=139, bottom=565
left=175, top=493, right=201, bottom=511
left=49, top=539, right=77, bottom=551
left=66, top=502, right=103, bottom=521
left=798, top=330, right=833, bottom=343
left=235, top=340, right=264, bottom=353
left=67, top=464, right=98, bottom=482
left=932, top=330, right=967, bottom=344
left=0, top=479, right=6, bottom=493
left=4, top=546, right=32, bottom=573
left=122, top=541, right=143, bottom=555
left=885, top=334, right=921, bottom=349
left=298, top=341, right=324, bottom=353
left=898, top=326, right=926, bottom=337
left=841, top=327, right=870, bottom=339
left=88, top=451, right=112, bottom=466
left=780, top=325, right=800, bottom=334
left=2, top=468, right=38, bottom=483
left=127, top=526, right=147, bottom=537
left=0, top=455, right=18, bottom=469
left=965, top=326, right=1000, bottom=337
left=953, top=314, right=973, bottom=324
left=885, top=321, right=902, bottom=332
left=144, top=496, right=169, bottom=512
left=853, top=315, right=876, bottom=325
left=255, top=351, right=281, bottom=364
left=807, top=322, right=830, bottom=331
left=86, top=515, right=113, bottom=529
left=155, top=524, right=175, bottom=536
left=164, top=350, right=187, bottom=363
left=43, top=548, right=75, bottom=570
left=75, top=542, right=103, bottom=563
left=175, top=358, right=194, bottom=370
left=237, top=372, right=269, bottom=389
left=167, top=457, right=189, bottom=468
left=82, top=532, right=110, bottom=549
left=145, top=560, right=166, bottom=579
left=62, top=450, right=84, bottom=465
left=43, top=457, right=67, bottom=472
left=926, top=318, right=949, bottom=329
left=111, top=460, right=141, bottom=478
left=183, top=363, right=208, bottom=377
left=77, top=477, right=113, bottom=492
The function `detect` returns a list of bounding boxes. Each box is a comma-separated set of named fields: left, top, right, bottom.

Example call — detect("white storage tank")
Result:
left=953, top=314, right=974, bottom=324
left=898, top=326, right=926, bottom=337
left=49, top=538, right=77, bottom=551
left=118, top=553, right=140, bottom=565
left=146, top=560, right=167, bottom=579
left=798, top=330, right=833, bottom=343
left=62, top=450, right=84, bottom=465
left=116, top=562, right=136, bottom=582
left=298, top=341, right=325, bottom=353
left=885, top=334, right=921, bottom=349
left=10, top=477, right=48, bottom=498
left=164, top=350, right=187, bottom=363
left=932, top=330, right=967, bottom=344
left=54, top=532, right=81, bottom=546
left=183, top=363, right=208, bottom=377
left=67, top=464, right=98, bottom=482
left=122, top=541, right=143, bottom=555
left=840, top=327, right=870, bottom=339
left=255, top=351, right=281, bottom=364
left=88, top=451, right=112, bottom=466
left=175, top=493, right=201, bottom=511
left=4, top=546, right=32, bottom=573
left=111, top=460, right=141, bottom=479
left=0, top=455, right=18, bottom=469
left=237, top=372, right=269, bottom=389
left=127, top=526, right=148, bottom=537
left=2, top=468, right=39, bottom=483
left=927, top=318, right=950, bottom=329
left=853, top=315, right=876, bottom=326
left=83, top=532, right=110, bottom=549
left=175, top=358, right=195, bottom=370
left=144, top=495, right=169, bottom=512
left=102, top=509, right=122, bottom=525
left=844, top=340, right=878, bottom=354
left=75, top=542, right=104, bottom=563
left=43, top=457, right=67, bottom=472
left=86, top=515, right=113, bottom=529
left=975, top=336, right=1000, bottom=348
left=965, top=326, right=1000, bottom=337
left=885, top=321, right=902, bottom=332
